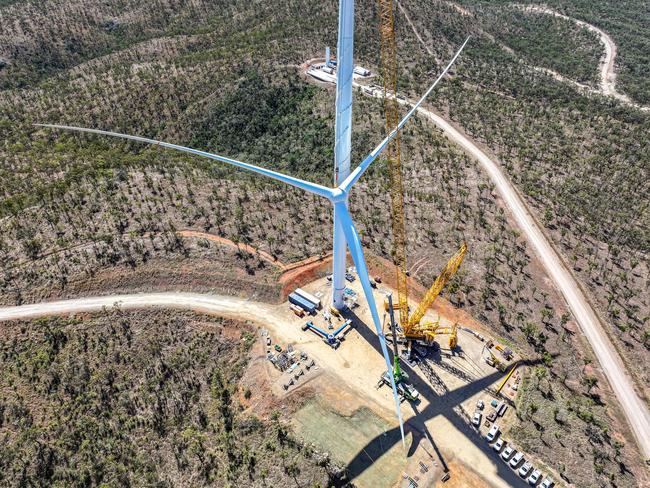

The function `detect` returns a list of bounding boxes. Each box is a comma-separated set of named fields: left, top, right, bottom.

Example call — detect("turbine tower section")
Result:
left=332, top=0, right=355, bottom=310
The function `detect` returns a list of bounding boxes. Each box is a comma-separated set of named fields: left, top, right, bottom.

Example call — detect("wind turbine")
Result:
left=37, top=1, right=468, bottom=445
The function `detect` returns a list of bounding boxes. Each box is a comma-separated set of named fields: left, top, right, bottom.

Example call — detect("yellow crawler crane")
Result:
left=375, top=0, right=467, bottom=349
left=376, top=0, right=410, bottom=327
left=430, top=324, right=459, bottom=350
left=385, top=243, right=467, bottom=345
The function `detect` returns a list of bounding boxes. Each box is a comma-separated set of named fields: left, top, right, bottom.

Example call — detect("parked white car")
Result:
left=486, top=424, right=500, bottom=442
left=509, top=451, right=524, bottom=468
left=501, top=446, right=514, bottom=461
left=540, top=477, right=555, bottom=488
left=493, top=438, right=506, bottom=453
left=472, top=411, right=482, bottom=427
left=518, top=461, right=533, bottom=477
left=528, top=469, right=542, bottom=485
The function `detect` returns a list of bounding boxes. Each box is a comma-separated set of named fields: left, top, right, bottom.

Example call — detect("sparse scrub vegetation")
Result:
left=397, top=0, right=649, bottom=407
left=0, top=0, right=647, bottom=486
left=0, top=310, right=350, bottom=487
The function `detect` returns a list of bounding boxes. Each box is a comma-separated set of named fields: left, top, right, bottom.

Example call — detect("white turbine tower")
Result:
left=38, top=1, right=468, bottom=444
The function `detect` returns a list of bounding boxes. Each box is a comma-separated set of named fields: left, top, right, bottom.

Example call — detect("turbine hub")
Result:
left=331, top=187, right=347, bottom=203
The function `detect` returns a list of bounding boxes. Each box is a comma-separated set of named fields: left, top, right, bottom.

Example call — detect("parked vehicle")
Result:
left=518, top=461, right=533, bottom=477
left=266, top=337, right=272, bottom=346
left=540, top=477, right=555, bottom=488
left=472, top=411, right=482, bottom=427
left=485, top=424, right=500, bottom=442
left=527, top=469, right=542, bottom=485
left=487, top=411, right=497, bottom=422
left=476, top=399, right=485, bottom=410
left=492, top=438, right=506, bottom=453
left=345, top=273, right=355, bottom=282
left=274, top=344, right=282, bottom=352
left=509, top=451, right=524, bottom=468
left=500, top=446, right=514, bottom=461
left=497, top=402, right=508, bottom=417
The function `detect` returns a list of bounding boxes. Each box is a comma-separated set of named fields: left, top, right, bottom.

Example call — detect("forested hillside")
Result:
left=394, top=0, right=649, bottom=401
left=0, top=0, right=648, bottom=486
left=462, top=0, right=650, bottom=104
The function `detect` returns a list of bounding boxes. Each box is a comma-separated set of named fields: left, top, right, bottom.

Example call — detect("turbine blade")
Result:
left=340, top=36, right=470, bottom=192
left=335, top=202, right=405, bottom=446
left=35, top=124, right=335, bottom=200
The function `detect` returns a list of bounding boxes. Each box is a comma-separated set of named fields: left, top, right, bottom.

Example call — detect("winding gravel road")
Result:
left=381, top=93, right=650, bottom=458
left=521, top=6, right=623, bottom=102
left=518, top=5, right=647, bottom=111
left=0, top=293, right=277, bottom=324
left=390, top=2, right=650, bottom=457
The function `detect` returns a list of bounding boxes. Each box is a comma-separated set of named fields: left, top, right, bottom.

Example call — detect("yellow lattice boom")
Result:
left=375, top=1, right=467, bottom=348
left=376, top=0, right=409, bottom=326
left=403, top=243, right=467, bottom=340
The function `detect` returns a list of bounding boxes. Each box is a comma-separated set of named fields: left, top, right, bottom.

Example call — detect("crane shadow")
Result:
left=344, top=308, right=543, bottom=486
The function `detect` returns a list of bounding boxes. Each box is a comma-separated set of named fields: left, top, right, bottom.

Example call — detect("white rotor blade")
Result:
left=336, top=202, right=405, bottom=446
left=35, top=124, right=335, bottom=200
left=340, top=36, right=470, bottom=192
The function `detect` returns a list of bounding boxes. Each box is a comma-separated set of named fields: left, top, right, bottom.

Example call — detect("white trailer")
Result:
left=295, top=288, right=321, bottom=308
left=354, top=66, right=370, bottom=76
left=307, top=68, right=336, bottom=84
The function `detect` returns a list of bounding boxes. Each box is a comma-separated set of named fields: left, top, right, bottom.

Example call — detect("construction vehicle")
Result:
left=428, top=323, right=459, bottom=350
left=375, top=0, right=468, bottom=351
left=494, top=343, right=514, bottom=360
left=378, top=294, right=419, bottom=402
left=301, top=320, right=354, bottom=349
left=483, top=345, right=507, bottom=372
left=383, top=243, right=467, bottom=348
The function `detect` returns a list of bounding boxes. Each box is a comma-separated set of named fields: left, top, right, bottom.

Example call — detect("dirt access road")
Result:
left=519, top=5, right=649, bottom=110
left=350, top=2, right=650, bottom=457
left=402, top=1, right=649, bottom=110
left=0, top=290, right=527, bottom=488
left=0, top=293, right=276, bottom=324
left=349, top=84, right=650, bottom=458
